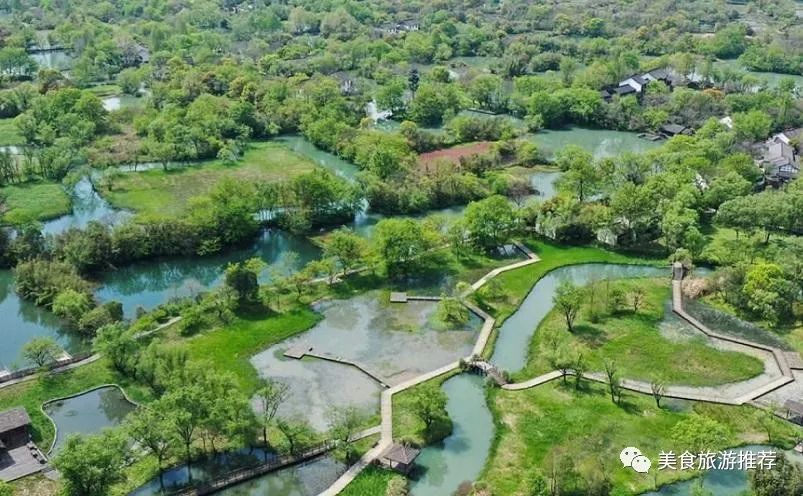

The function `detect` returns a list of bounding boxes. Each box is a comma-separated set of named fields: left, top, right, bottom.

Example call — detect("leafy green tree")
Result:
left=555, top=145, right=600, bottom=202
left=224, top=258, right=266, bottom=304
left=162, top=383, right=208, bottom=472
left=704, top=171, right=751, bottom=209
left=52, top=431, right=128, bottom=496
left=376, top=78, right=407, bottom=116
left=373, top=218, right=438, bottom=278
left=462, top=195, right=517, bottom=251
left=412, top=384, right=447, bottom=431
left=52, top=289, right=93, bottom=324
left=468, top=74, right=507, bottom=112
left=408, top=82, right=464, bottom=126
left=0, top=480, right=11, bottom=496
left=323, top=228, right=367, bottom=275
left=255, top=378, right=290, bottom=452
left=742, top=262, right=795, bottom=327
left=749, top=452, right=803, bottom=496
left=436, top=296, right=470, bottom=327
left=276, top=419, right=316, bottom=456
left=671, top=415, right=730, bottom=453
left=93, top=323, right=138, bottom=375
left=21, top=337, right=61, bottom=368
left=732, top=110, right=772, bottom=142
left=327, top=406, right=367, bottom=463
left=126, top=406, right=176, bottom=489
left=553, top=280, right=583, bottom=332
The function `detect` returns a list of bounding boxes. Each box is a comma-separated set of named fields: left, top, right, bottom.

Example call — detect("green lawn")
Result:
left=514, top=278, right=765, bottom=385
left=179, top=306, right=322, bottom=394
left=480, top=381, right=801, bottom=496
left=103, top=141, right=318, bottom=217
left=475, top=240, right=662, bottom=323
left=0, top=181, right=71, bottom=225
left=0, top=360, right=151, bottom=449
left=0, top=117, right=23, bottom=145
left=340, top=466, right=406, bottom=496
left=391, top=372, right=455, bottom=446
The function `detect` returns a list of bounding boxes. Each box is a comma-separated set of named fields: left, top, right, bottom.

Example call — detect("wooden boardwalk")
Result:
left=172, top=441, right=336, bottom=496
left=319, top=240, right=541, bottom=495
left=502, top=272, right=800, bottom=407
left=283, top=346, right=391, bottom=388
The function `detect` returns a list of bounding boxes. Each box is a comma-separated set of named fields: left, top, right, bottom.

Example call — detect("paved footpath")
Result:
left=319, top=242, right=539, bottom=495
left=504, top=275, right=800, bottom=407
left=318, top=255, right=800, bottom=495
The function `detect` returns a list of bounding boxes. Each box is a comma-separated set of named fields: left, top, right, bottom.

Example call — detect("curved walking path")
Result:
left=503, top=268, right=800, bottom=407
left=320, top=257, right=803, bottom=495
left=318, top=242, right=539, bottom=496
left=0, top=316, right=181, bottom=392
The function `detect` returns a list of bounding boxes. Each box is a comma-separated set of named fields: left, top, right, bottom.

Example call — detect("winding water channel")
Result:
left=1, top=131, right=726, bottom=495
left=491, top=263, right=667, bottom=372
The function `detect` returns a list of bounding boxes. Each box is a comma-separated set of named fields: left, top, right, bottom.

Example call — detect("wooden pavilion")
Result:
left=379, top=443, right=421, bottom=474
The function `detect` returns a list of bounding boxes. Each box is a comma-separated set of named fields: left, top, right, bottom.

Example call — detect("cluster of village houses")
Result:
left=603, top=67, right=800, bottom=186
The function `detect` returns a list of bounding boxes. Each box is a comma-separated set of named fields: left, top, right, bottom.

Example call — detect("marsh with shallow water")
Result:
left=250, top=291, right=482, bottom=430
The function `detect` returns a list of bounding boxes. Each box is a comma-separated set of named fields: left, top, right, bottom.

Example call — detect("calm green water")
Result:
left=41, top=177, right=132, bottom=236
left=101, top=95, right=145, bottom=111
left=527, top=127, right=661, bottom=160
left=132, top=449, right=345, bottom=496
left=216, top=456, right=346, bottom=496
left=250, top=291, right=481, bottom=430
left=44, top=386, right=136, bottom=453
left=642, top=445, right=803, bottom=495
left=0, top=269, right=86, bottom=368
left=275, top=135, right=360, bottom=181
left=490, top=263, right=667, bottom=372
left=409, top=374, right=494, bottom=496
left=96, top=229, right=320, bottom=316
left=713, top=59, right=803, bottom=89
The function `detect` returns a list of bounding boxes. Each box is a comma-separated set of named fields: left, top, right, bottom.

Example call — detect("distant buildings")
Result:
left=759, top=129, right=801, bottom=185
left=376, top=19, right=420, bottom=36
left=601, top=68, right=676, bottom=102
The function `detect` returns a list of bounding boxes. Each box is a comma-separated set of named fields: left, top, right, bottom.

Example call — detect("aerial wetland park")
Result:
left=0, top=0, right=802, bottom=495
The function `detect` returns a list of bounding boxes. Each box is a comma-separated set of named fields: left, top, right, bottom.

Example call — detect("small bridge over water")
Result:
left=468, top=360, right=508, bottom=386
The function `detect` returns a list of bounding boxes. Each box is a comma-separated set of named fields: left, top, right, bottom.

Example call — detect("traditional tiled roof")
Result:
left=0, top=407, right=31, bottom=434
left=383, top=443, right=420, bottom=464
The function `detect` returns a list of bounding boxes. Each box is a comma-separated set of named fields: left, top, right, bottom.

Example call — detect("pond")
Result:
left=642, top=445, right=803, bottom=495
left=490, top=263, right=668, bottom=373
left=96, top=229, right=320, bottom=317
left=526, top=127, right=661, bottom=160
left=44, top=386, right=136, bottom=453
left=250, top=291, right=482, bottom=430
left=101, top=95, right=145, bottom=112
left=0, top=269, right=87, bottom=369
left=409, top=374, right=493, bottom=496
left=41, top=176, right=132, bottom=236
